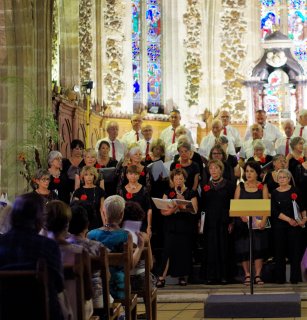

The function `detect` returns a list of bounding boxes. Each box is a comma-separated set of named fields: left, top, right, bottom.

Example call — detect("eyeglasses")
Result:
left=40, top=178, right=50, bottom=182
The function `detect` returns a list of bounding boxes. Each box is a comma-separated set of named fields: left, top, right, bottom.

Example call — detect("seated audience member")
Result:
left=244, top=110, right=282, bottom=143
left=200, top=160, right=235, bottom=284
left=156, top=168, right=198, bottom=287
left=0, top=193, right=65, bottom=320
left=117, top=143, right=152, bottom=193
left=247, top=139, right=273, bottom=177
left=205, top=144, right=237, bottom=186
left=73, top=166, right=105, bottom=229
left=87, top=195, right=145, bottom=299
left=67, top=203, right=107, bottom=309
left=119, top=165, right=152, bottom=237
left=170, top=141, right=200, bottom=191
left=219, top=109, right=242, bottom=153
left=234, top=161, right=269, bottom=286
left=199, top=119, right=236, bottom=159
left=122, top=201, right=153, bottom=292
left=138, top=124, right=154, bottom=158
left=275, top=119, right=294, bottom=156
left=121, top=114, right=144, bottom=147
left=48, top=151, right=70, bottom=204
left=62, top=139, right=85, bottom=193
left=287, top=137, right=305, bottom=179
left=239, top=124, right=275, bottom=165
left=32, top=169, right=58, bottom=206
left=293, top=109, right=307, bottom=140
left=271, top=169, right=306, bottom=284
left=160, top=109, right=194, bottom=148
left=263, top=154, right=289, bottom=195
left=46, top=200, right=93, bottom=319
left=143, top=138, right=166, bottom=165
left=95, top=121, right=125, bottom=161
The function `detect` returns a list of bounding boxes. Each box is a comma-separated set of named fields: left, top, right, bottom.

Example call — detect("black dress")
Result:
left=119, top=185, right=151, bottom=232
left=159, top=188, right=197, bottom=278
left=62, top=158, right=85, bottom=193
left=95, top=158, right=118, bottom=197
left=288, top=157, right=305, bottom=181
left=48, top=172, right=71, bottom=204
left=271, top=186, right=304, bottom=283
left=201, top=179, right=235, bottom=282
left=234, top=183, right=269, bottom=262
left=73, top=186, right=105, bottom=230
left=170, top=161, right=200, bottom=190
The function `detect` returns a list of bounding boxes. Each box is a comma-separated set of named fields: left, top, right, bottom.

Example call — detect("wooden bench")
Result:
left=108, top=242, right=138, bottom=320
left=91, top=246, right=122, bottom=320
left=0, top=259, right=49, bottom=320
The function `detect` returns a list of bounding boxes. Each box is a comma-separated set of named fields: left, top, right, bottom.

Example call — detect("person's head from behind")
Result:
left=10, top=193, right=44, bottom=232
left=123, top=201, right=145, bottom=222
left=103, top=195, right=126, bottom=225
left=69, top=204, right=89, bottom=235
left=46, top=200, right=72, bottom=237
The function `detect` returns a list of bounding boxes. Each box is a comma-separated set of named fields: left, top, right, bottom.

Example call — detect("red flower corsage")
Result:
left=298, top=157, right=304, bottom=164
left=80, top=194, right=88, bottom=201
left=169, top=191, right=176, bottom=198
left=145, top=154, right=151, bottom=161
left=95, top=163, right=102, bottom=168
left=53, top=177, right=60, bottom=184
left=175, top=163, right=182, bottom=169
left=259, top=156, right=266, bottom=164
left=140, top=171, right=145, bottom=176
left=126, top=192, right=133, bottom=199
left=291, top=193, right=298, bottom=200
left=203, top=185, right=211, bottom=192
left=257, top=183, right=264, bottom=190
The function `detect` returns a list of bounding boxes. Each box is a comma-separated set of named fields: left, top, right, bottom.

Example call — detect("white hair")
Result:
left=47, top=151, right=62, bottom=166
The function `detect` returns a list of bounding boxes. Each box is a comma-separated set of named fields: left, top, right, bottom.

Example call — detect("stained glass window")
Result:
left=260, top=0, right=281, bottom=40
left=132, top=0, right=162, bottom=112
left=287, top=0, right=307, bottom=61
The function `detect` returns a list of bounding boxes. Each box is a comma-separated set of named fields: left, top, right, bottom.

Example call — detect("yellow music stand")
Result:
left=230, top=199, right=270, bottom=294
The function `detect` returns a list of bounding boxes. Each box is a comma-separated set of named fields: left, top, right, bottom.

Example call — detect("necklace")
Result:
left=212, top=177, right=223, bottom=184
left=128, top=184, right=138, bottom=190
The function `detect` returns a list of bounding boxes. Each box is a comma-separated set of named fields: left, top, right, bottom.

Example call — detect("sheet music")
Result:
left=147, top=160, right=169, bottom=181
left=122, top=220, right=142, bottom=244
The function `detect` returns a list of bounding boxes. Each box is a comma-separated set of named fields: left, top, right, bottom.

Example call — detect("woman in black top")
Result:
left=271, top=169, right=306, bottom=283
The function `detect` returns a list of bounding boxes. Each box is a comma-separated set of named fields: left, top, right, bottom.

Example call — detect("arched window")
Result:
left=260, top=0, right=281, bottom=40
left=132, top=0, right=162, bottom=113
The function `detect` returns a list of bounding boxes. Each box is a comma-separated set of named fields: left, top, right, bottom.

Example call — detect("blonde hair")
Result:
left=84, top=148, right=97, bottom=158
left=80, top=166, right=98, bottom=183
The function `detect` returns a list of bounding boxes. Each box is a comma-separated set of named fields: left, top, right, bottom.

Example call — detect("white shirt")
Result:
left=240, top=138, right=276, bottom=159
left=138, top=139, right=153, bottom=156
left=244, top=122, right=282, bottom=143
left=95, top=137, right=125, bottom=161
left=223, top=125, right=242, bottom=148
left=275, top=136, right=292, bottom=156
left=160, top=125, right=194, bottom=148
left=293, top=125, right=307, bottom=140
left=121, top=130, right=144, bottom=148
left=198, top=132, right=236, bottom=158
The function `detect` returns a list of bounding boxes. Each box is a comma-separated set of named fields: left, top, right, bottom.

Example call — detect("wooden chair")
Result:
left=132, top=246, right=157, bottom=320
left=64, top=251, right=93, bottom=320
left=0, top=259, right=49, bottom=320
left=108, top=242, right=138, bottom=320
left=91, top=246, right=121, bottom=320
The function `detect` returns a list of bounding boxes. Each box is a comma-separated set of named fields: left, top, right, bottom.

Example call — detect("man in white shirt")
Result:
left=275, top=119, right=294, bottom=156
left=240, top=123, right=275, bottom=165
left=244, top=110, right=282, bottom=143
left=160, top=109, right=193, bottom=148
left=293, top=109, right=307, bottom=139
left=95, top=121, right=125, bottom=161
left=199, top=119, right=236, bottom=159
left=121, top=114, right=144, bottom=147
left=219, top=110, right=242, bottom=152
left=138, top=124, right=153, bottom=157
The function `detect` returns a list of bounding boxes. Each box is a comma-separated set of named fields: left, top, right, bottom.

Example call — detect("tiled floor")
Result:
left=137, top=300, right=307, bottom=320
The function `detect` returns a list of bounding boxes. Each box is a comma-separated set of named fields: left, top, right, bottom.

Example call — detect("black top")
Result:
left=294, top=164, right=307, bottom=210
left=48, top=171, right=71, bottom=204
left=288, top=157, right=305, bottom=180
left=170, top=161, right=200, bottom=190
left=62, top=158, right=85, bottom=192
left=73, top=186, right=105, bottom=230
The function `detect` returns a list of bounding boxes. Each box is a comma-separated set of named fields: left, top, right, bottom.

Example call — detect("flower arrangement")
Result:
left=17, top=109, right=58, bottom=191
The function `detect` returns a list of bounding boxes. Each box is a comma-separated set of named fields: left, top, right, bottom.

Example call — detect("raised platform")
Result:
left=204, top=293, right=301, bottom=318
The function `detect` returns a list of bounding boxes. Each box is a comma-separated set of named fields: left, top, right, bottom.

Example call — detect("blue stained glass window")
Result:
left=132, top=0, right=141, bottom=102
left=260, top=0, right=281, bottom=40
